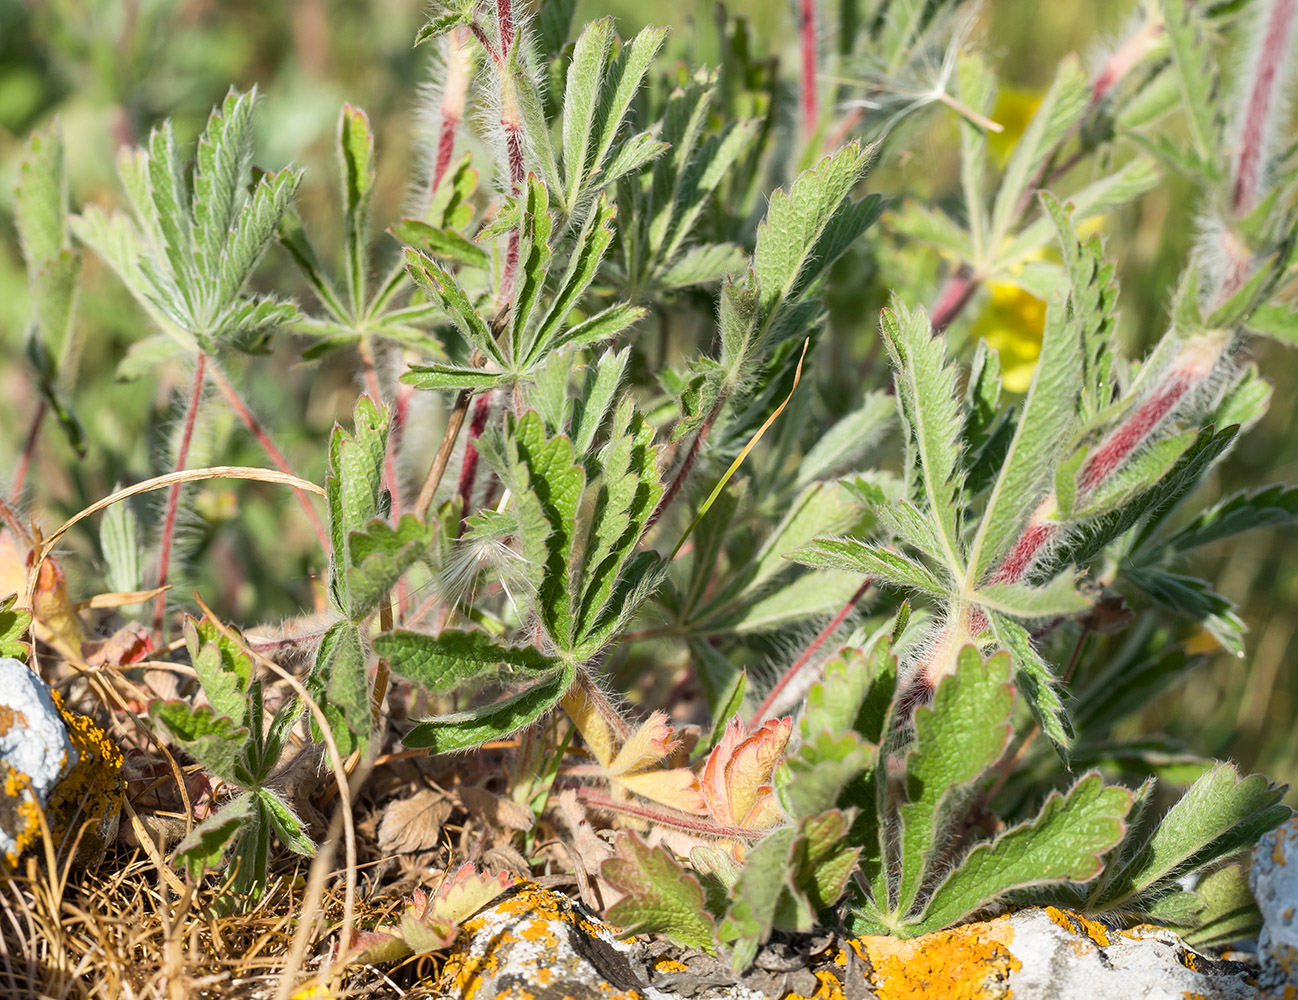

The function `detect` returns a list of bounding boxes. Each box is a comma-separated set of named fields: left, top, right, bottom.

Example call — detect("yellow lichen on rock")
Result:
left=849, top=917, right=1020, bottom=1000
left=47, top=690, right=123, bottom=865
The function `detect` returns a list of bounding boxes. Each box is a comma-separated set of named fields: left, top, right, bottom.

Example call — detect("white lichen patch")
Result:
left=0, top=656, right=77, bottom=864
left=1252, top=813, right=1298, bottom=987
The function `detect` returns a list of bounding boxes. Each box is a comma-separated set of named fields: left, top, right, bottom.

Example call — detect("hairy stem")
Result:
left=208, top=364, right=329, bottom=551
left=1232, top=0, right=1297, bottom=217
left=648, top=400, right=721, bottom=531
left=929, top=268, right=980, bottom=332
left=153, top=353, right=207, bottom=637
left=751, top=577, right=873, bottom=725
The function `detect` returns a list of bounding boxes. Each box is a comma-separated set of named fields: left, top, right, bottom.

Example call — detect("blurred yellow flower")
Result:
left=988, top=88, right=1043, bottom=166
left=970, top=282, right=1047, bottom=393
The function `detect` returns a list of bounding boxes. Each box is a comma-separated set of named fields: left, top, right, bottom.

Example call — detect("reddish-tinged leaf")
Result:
left=701, top=716, right=792, bottom=829
left=603, top=832, right=717, bottom=953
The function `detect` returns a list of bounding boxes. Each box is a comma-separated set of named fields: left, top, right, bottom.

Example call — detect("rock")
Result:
left=436, top=886, right=1284, bottom=1000
left=0, top=657, right=123, bottom=867
left=1251, top=813, right=1298, bottom=987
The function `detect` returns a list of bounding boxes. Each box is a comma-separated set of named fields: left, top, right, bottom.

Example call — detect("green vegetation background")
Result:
left=1, top=0, right=1293, bottom=800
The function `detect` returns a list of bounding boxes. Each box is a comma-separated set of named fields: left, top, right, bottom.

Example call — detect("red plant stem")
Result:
left=433, top=113, right=460, bottom=193
left=648, top=402, right=721, bottom=532
left=929, top=269, right=980, bottom=333
left=751, top=577, right=873, bottom=726
left=456, top=393, right=493, bottom=523
left=1078, top=372, right=1191, bottom=493
left=800, top=0, right=818, bottom=139
left=10, top=399, right=47, bottom=505
left=153, top=353, right=207, bottom=637
left=496, top=0, right=513, bottom=55
left=573, top=787, right=762, bottom=841
left=208, top=364, right=329, bottom=551
left=1232, top=0, right=1297, bottom=216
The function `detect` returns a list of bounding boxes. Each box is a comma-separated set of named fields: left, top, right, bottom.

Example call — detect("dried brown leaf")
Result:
left=378, top=789, right=453, bottom=854
left=459, top=785, right=535, bottom=832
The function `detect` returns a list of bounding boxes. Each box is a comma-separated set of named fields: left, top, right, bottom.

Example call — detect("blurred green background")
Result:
left=1, top=0, right=1294, bottom=801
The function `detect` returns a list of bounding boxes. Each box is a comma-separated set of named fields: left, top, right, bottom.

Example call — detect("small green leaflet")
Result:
left=603, top=833, right=717, bottom=953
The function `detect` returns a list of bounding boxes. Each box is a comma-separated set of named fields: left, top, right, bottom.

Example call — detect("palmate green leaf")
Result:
left=987, top=55, right=1089, bottom=246
left=214, top=167, right=304, bottom=320
left=309, top=620, right=369, bottom=758
left=192, top=90, right=256, bottom=278
left=0, top=594, right=33, bottom=661
left=1165, top=484, right=1298, bottom=552
left=174, top=794, right=254, bottom=879
left=1044, top=193, right=1121, bottom=421
left=987, top=612, right=1073, bottom=748
left=345, top=515, right=434, bottom=621
left=413, top=0, right=476, bottom=44
left=603, top=833, right=717, bottom=953
left=872, top=499, right=947, bottom=565
left=969, top=295, right=1081, bottom=582
left=1091, top=764, right=1290, bottom=910
left=881, top=300, right=966, bottom=580
left=790, top=538, right=946, bottom=595
left=580, top=24, right=667, bottom=209
left=184, top=616, right=253, bottom=725
left=376, top=629, right=562, bottom=692
left=509, top=176, right=554, bottom=361
left=912, top=773, right=1131, bottom=935
left=146, top=121, right=200, bottom=314
left=149, top=700, right=247, bottom=785
left=802, top=643, right=895, bottom=745
left=546, top=302, right=646, bottom=356
left=403, top=664, right=575, bottom=752
left=894, top=648, right=1014, bottom=916
left=1162, top=864, right=1262, bottom=947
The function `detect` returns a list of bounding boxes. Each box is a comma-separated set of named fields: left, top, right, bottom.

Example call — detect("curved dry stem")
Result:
left=190, top=594, right=358, bottom=981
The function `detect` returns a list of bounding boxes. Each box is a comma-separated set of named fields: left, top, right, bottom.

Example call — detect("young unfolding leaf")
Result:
left=700, top=716, right=791, bottom=836
left=603, top=833, right=717, bottom=953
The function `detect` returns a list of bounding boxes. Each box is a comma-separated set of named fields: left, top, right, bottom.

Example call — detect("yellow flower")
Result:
left=970, top=282, right=1047, bottom=393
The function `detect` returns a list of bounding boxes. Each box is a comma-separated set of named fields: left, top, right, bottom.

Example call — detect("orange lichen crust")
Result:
left=438, top=883, right=648, bottom=1000
left=1, top=760, right=45, bottom=867
left=846, top=916, right=1021, bottom=1000
left=45, top=691, right=123, bottom=864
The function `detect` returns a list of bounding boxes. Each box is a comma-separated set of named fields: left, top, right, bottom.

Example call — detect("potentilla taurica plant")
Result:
left=7, top=0, right=1298, bottom=979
